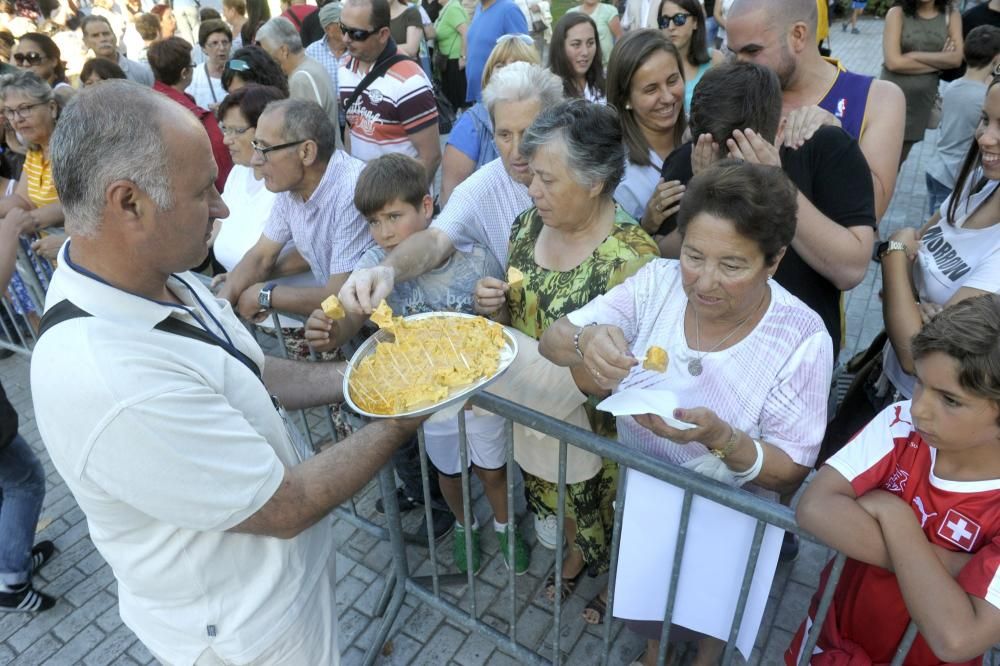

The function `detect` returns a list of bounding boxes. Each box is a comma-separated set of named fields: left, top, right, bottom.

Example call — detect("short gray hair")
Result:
left=520, top=99, right=626, bottom=197
left=50, top=81, right=173, bottom=239
left=264, top=97, right=337, bottom=163
left=0, top=70, right=54, bottom=105
left=256, top=17, right=304, bottom=54
left=481, top=62, right=564, bottom=124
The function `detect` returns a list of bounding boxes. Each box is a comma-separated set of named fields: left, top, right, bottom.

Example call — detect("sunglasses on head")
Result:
left=339, top=22, right=378, bottom=41
left=13, top=52, right=45, bottom=66
left=226, top=58, right=251, bottom=72
left=496, top=33, right=534, bottom=46
left=658, top=12, right=691, bottom=28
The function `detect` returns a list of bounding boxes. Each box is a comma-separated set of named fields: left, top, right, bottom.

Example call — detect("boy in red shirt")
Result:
left=788, top=294, right=1000, bottom=665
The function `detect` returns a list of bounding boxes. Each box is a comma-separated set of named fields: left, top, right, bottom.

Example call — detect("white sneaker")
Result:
left=534, top=513, right=559, bottom=550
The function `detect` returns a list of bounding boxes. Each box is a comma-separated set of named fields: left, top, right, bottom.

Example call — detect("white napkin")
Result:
left=596, top=389, right=696, bottom=430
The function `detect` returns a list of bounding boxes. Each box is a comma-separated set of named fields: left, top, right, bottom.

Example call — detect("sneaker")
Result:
left=842, top=21, right=848, bottom=31
left=453, top=523, right=482, bottom=574
left=779, top=532, right=800, bottom=563
left=374, top=488, right=423, bottom=515
left=851, top=28, right=860, bottom=34
left=534, top=513, right=559, bottom=550
left=0, top=583, right=55, bottom=613
left=497, top=526, right=530, bottom=575
left=412, top=508, right=456, bottom=544
left=31, top=541, right=55, bottom=573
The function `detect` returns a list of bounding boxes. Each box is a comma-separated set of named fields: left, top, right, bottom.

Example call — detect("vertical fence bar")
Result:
left=270, top=312, right=317, bottom=453
left=458, top=409, right=478, bottom=618
left=552, top=439, right=569, bottom=666
left=601, top=464, right=628, bottom=666
left=505, top=417, right=517, bottom=644
left=656, top=489, right=694, bottom=664
left=721, top=520, right=767, bottom=665
left=889, top=622, right=918, bottom=666
left=796, top=551, right=847, bottom=666
left=417, top=426, right=441, bottom=597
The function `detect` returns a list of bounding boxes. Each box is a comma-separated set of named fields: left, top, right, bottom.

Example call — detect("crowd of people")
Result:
left=2, top=0, right=1000, bottom=664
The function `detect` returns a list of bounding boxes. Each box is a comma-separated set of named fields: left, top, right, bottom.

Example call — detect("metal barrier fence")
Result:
left=0, top=242, right=54, bottom=356
left=13, top=257, right=921, bottom=665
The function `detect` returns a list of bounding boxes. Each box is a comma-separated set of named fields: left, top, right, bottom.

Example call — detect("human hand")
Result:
left=210, top=272, right=227, bottom=293
left=691, top=133, right=720, bottom=176
left=641, top=179, right=685, bottom=234
left=889, top=227, right=920, bottom=259
left=781, top=105, right=840, bottom=149
left=236, top=282, right=270, bottom=322
left=727, top=129, right=782, bottom=168
left=340, top=266, right=395, bottom=315
left=918, top=301, right=944, bottom=325
left=5, top=208, right=34, bottom=235
left=473, top=276, right=507, bottom=315
left=304, top=308, right=340, bottom=353
left=578, top=324, right=638, bottom=390
left=30, top=234, right=63, bottom=261
left=458, top=55, right=466, bottom=70
left=634, top=406, right=731, bottom=450
left=943, top=37, right=956, bottom=53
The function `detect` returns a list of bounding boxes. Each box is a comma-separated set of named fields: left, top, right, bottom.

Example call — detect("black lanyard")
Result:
left=204, top=64, right=218, bottom=104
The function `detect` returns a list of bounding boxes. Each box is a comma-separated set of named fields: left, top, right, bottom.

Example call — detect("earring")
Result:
left=625, top=103, right=632, bottom=110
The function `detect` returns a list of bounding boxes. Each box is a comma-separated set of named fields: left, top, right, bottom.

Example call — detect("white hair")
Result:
left=256, top=16, right=304, bottom=54
left=481, top=62, right=564, bottom=123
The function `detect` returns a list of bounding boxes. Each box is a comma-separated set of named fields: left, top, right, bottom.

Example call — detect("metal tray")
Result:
left=342, top=312, right=519, bottom=419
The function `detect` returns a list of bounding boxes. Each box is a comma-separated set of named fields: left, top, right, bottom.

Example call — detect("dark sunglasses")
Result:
left=658, top=12, right=691, bottom=28
left=226, top=58, right=251, bottom=72
left=13, top=52, right=46, bottom=66
left=339, top=22, right=377, bottom=41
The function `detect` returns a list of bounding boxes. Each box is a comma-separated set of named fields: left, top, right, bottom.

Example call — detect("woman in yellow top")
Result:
left=0, top=71, right=64, bottom=263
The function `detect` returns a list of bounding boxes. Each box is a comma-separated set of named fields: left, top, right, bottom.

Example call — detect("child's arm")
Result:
left=866, top=490, right=1000, bottom=663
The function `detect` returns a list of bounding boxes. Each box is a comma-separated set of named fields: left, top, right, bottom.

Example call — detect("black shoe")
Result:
left=0, top=583, right=55, bottom=613
left=31, top=541, right=55, bottom=573
left=375, top=488, right=424, bottom=515
left=779, top=532, right=800, bottom=563
left=409, top=509, right=456, bottom=544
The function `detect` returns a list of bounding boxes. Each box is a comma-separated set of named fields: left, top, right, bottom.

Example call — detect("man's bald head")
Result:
left=51, top=80, right=200, bottom=238
left=730, top=0, right=817, bottom=37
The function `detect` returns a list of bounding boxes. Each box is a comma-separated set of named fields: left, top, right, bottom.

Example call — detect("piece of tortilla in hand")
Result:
left=321, top=294, right=346, bottom=320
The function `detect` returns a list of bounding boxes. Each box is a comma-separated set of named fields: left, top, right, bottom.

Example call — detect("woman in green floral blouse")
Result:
left=474, top=99, right=659, bottom=624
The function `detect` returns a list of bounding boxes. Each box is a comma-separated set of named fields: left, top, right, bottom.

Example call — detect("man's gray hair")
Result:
left=0, top=70, right=53, bottom=105
left=481, top=62, right=564, bottom=123
left=264, top=98, right=337, bottom=163
left=520, top=99, right=626, bottom=197
left=256, top=17, right=304, bottom=54
left=50, top=81, right=173, bottom=239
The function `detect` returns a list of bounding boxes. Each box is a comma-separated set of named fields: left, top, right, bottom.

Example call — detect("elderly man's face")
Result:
left=493, top=98, right=542, bottom=187
left=724, top=9, right=797, bottom=89
left=83, top=20, right=118, bottom=59
left=251, top=108, right=307, bottom=193
left=148, top=116, right=229, bottom=272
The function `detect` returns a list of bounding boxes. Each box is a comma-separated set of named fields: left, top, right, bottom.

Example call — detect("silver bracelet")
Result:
left=573, top=322, right=597, bottom=359
left=732, top=439, right=765, bottom=487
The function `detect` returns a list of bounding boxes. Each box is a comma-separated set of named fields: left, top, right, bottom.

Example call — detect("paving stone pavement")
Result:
left=0, top=15, right=987, bottom=666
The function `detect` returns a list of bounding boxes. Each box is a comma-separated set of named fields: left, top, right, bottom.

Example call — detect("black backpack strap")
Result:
left=37, top=300, right=92, bottom=339
left=343, top=53, right=410, bottom=116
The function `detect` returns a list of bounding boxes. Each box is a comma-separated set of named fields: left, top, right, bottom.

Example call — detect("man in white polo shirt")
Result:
left=31, top=80, right=419, bottom=665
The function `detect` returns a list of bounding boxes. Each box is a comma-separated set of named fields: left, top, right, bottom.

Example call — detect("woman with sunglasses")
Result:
left=11, top=34, right=70, bottom=98
left=566, top=0, right=620, bottom=68
left=658, top=0, right=723, bottom=114
left=548, top=13, right=605, bottom=103
left=221, top=45, right=290, bottom=96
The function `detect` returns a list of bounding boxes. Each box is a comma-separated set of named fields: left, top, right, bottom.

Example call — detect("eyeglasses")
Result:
left=13, top=52, right=46, bottom=66
left=220, top=124, right=253, bottom=136
left=339, top=22, right=377, bottom=41
left=496, top=33, right=534, bottom=46
left=2, top=101, right=47, bottom=121
left=226, top=58, right=251, bottom=71
left=251, top=138, right=307, bottom=161
left=658, top=12, right=691, bottom=28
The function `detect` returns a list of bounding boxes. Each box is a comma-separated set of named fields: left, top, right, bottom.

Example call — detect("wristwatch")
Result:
left=876, top=240, right=908, bottom=262
left=257, top=282, right=277, bottom=309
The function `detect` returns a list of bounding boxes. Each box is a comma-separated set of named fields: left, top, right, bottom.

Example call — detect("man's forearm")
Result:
left=270, top=284, right=338, bottom=318
left=225, top=253, right=273, bottom=304
left=382, top=228, right=455, bottom=284
left=790, top=193, right=872, bottom=291
left=263, top=355, right=345, bottom=409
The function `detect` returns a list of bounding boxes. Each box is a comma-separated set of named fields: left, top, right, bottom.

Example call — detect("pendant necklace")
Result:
left=687, top=290, right=768, bottom=376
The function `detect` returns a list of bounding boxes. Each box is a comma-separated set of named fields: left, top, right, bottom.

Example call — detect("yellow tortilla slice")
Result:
left=321, top=294, right=346, bottom=320
left=507, top=266, right=524, bottom=289
left=370, top=299, right=395, bottom=329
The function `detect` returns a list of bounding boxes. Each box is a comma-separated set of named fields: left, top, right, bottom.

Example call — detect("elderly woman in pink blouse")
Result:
left=539, top=160, right=833, bottom=666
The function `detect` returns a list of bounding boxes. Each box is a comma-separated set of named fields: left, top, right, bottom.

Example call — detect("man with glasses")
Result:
left=338, top=0, right=441, bottom=183
left=81, top=15, right=154, bottom=86
left=147, top=38, right=233, bottom=193
left=257, top=17, right=342, bottom=129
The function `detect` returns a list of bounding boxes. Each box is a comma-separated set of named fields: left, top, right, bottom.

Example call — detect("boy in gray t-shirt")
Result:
left=305, top=154, right=529, bottom=576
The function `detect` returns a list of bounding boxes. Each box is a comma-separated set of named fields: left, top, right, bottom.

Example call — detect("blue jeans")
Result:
left=925, top=172, right=953, bottom=217
left=0, top=435, right=46, bottom=587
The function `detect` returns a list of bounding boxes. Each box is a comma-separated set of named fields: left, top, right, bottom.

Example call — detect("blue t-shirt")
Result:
left=465, top=0, right=529, bottom=103
left=355, top=242, right=504, bottom=315
left=446, top=102, right=499, bottom=168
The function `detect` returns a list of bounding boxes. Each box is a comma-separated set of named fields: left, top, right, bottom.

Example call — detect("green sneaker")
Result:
left=453, top=523, right=481, bottom=574
left=496, top=526, right=530, bottom=575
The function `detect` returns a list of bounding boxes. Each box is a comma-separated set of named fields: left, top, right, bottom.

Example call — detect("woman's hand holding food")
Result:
left=473, top=277, right=507, bottom=315
left=634, top=407, right=732, bottom=453
left=577, top=324, right=637, bottom=390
